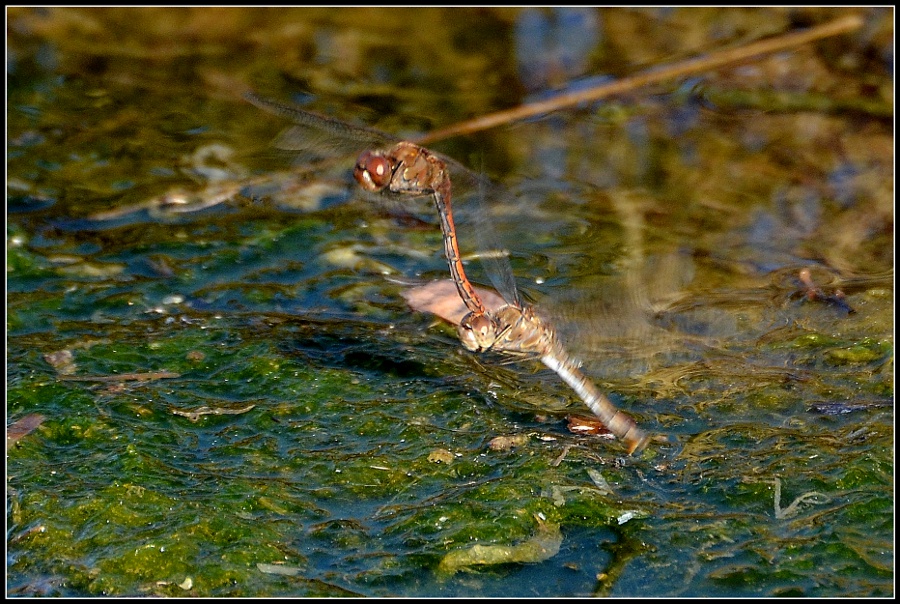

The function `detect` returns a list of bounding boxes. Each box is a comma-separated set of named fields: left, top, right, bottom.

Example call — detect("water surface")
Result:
left=7, top=7, right=893, bottom=597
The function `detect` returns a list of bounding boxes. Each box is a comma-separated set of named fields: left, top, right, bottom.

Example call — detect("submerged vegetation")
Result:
left=7, top=7, right=893, bottom=597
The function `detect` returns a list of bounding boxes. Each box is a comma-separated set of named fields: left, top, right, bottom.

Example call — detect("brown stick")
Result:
left=58, top=371, right=180, bottom=382
left=415, top=15, right=864, bottom=145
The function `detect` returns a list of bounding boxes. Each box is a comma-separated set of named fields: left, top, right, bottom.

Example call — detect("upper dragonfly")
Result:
left=244, top=92, right=519, bottom=312
left=247, top=92, right=650, bottom=454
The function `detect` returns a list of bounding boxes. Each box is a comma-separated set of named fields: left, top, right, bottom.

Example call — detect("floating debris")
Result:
left=438, top=514, right=562, bottom=574
left=43, top=350, right=77, bottom=375
left=257, top=563, right=303, bottom=577
left=7, top=413, right=46, bottom=445
left=171, top=404, right=256, bottom=423
left=585, top=467, right=615, bottom=496
left=58, top=371, right=180, bottom=382
left=427, top=448, right=455, bottom=464
left=798, top=268, right=855, bottom=314
left=567, top=414, right=615, bottom=438
left=617, top=511, right=638, bottom=525
left=770, top=477, right=830, bottom=519
left=488, top=434, right=530, bottom=451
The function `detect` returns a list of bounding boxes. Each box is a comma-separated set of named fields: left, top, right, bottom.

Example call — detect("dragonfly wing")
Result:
left=402, top=279, right=507, bottom=326
left=548, top=253, right=698, bottom=381
left=440, top=166, right=523, bottom=308
left=244, top=92, right=397, bottom=157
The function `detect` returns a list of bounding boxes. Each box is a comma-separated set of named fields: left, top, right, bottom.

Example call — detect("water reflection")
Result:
left=6, top=7, right=893, bottom=598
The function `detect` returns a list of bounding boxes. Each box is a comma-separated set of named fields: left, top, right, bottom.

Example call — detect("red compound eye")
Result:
left=353, top=151, right=392, bottom=191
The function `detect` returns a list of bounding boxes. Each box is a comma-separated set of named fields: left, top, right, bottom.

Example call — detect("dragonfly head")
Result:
left=354, top=150, right=393, bottom=192
left=458, top=312, right=498, bottom=352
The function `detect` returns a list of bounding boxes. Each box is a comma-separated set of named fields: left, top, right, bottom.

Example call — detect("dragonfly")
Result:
left=247, top=92, right=650, bottom=454
left=354, top=142, right=650, bottom=455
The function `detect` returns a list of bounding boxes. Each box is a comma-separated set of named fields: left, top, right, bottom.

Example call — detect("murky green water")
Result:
left=8, top=7, right=893, bottom=597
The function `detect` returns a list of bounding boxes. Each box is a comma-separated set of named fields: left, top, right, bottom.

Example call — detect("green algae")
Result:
left=7, top=6, right=893, bottom=598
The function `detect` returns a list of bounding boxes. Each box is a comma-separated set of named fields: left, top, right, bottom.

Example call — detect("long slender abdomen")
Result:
left=540, top=346, right=649, bottom=455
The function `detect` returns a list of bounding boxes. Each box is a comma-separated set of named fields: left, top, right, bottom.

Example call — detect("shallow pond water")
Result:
left=7, top=7, right=893, bottom=597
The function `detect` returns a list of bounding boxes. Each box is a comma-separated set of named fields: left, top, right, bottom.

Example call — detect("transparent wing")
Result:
left=247, top=93, right=522, bottom=310
left=244, top=92, right=398, bottom=158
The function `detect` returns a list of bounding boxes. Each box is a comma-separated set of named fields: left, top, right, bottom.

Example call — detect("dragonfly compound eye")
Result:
left=353, top=151, right=392, bottom=191
left=458, top=312, right=496, bottom=352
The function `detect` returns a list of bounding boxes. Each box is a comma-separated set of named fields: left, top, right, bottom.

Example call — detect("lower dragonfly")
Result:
left=353, top=142, right=651, bottom=455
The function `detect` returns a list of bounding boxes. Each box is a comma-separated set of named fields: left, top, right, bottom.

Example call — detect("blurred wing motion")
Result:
left=349, top=137, right=652, bottom=455
left=247, top=94, right=652, bottom=454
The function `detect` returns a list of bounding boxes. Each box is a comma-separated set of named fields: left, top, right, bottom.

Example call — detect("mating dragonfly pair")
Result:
left=247, top=93, right=650, bottom=455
